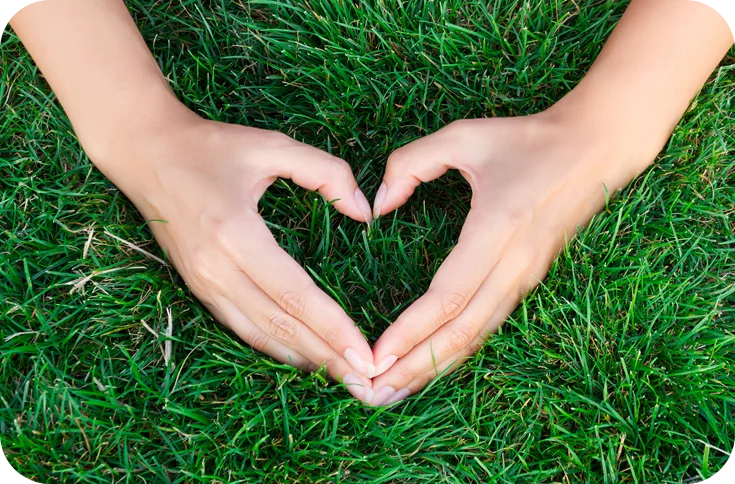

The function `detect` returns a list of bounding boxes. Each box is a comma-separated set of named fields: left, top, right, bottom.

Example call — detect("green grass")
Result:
left=1, top=0, right=734, bottom=482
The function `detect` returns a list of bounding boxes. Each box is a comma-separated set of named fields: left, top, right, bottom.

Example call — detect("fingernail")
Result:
left=372, top=183, right=387, bottom=219
left=371, top=386, right=396, bottom=406
left=373, top=355, right=398, bottom=377
left=384, top=387, right=411, bottom=406
left=342, top=373, right=373, bottom=403
left=344, top=348, right=376, bottom=378
left=354, top=188, right=373, bottom=224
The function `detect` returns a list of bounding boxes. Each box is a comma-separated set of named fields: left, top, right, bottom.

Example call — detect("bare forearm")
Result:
left=10, top=0, right=193, bottom=164
left=548, top=0, right=733, bottom=173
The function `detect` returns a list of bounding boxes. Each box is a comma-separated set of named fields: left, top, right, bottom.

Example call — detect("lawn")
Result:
left=1, top=0, right=734, bottom=482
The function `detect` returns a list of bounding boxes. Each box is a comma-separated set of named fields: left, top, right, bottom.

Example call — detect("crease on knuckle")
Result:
left=202, top=300, right=228, bottom=327
left=318, top=156, right=353, bottom=188
left=467, top=335, right=484, bottom=356
left=398, top=332, right=417, bottom=352
left=266, top=312, right=299, bottom=346
left=412, top=373, right=433, bottom=390
left=437, top=291, right=468, bottom=324
left=276, top=289, right=308, bottom=321
left=449, top=323, right=476, bottom=353
left=247, top=328, right=270, bottom=354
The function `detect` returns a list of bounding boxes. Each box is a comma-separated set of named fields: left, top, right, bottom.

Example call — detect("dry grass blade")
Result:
left=164, top=307, right=173, bottom=367
left=104, top=228, right=168, bottom=266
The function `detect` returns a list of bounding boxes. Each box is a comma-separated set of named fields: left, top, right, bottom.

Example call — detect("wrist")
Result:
left=82, top=98, right=204, bottom=201
left=539, top=95, right=665, bottom=182
left=74, top=90, right=201, bottom=169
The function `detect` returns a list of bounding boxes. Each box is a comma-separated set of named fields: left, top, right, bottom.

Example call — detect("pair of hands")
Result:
left=113, top=110, right=625, bottom=406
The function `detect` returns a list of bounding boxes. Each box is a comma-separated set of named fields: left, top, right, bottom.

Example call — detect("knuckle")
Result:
left=387, top=147, right=410, bottom=168
left=467, top=337, right=484, bottom=355
left=309, top=354, right=339, bottom=375
left=444, top=119, right=478, bottom=140
left=329, top=156, right=352, bottom=172
left=448, top=324, right=476, bottom=352
left=247, top=328, right=270, bottom=354
left=398, top=332, right=417, bottom=352
left=212, top=221, right=231, bottom=247
left=187, top=246, right=220, bottom=286
left=446, top=119, right=472, bottom=132
left=262, top=130, right=293, bottom=147
left=302, top=361, right=320, bottom=373
left=266, top=312, right=299, bottom=346
left=320, top=324, right=340, bottom=346
left=201, top=300, right=228, bottom=327
left=500, top=205, right=534, bottom=228
left=276, top=289, right=308, bottom=321
left=413, top=373, right=433, bottom=389
left=437, top=291, right=467, bottom=324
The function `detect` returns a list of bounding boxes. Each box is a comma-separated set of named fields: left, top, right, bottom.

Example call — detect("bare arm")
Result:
left=11, top=0, right=379, bottom=401
left=369, top=0, right=733, bottom=406
left=550, top=0, right=734, bottom=172
left=10, top=0, right=190, bottom=170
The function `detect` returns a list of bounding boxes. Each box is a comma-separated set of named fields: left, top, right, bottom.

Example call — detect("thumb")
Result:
left=266, top=138, right=373, bottom=223
left=373, top=122, right=475, bottom=218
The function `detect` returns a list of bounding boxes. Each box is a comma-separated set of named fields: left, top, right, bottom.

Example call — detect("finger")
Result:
left=371, top=242, right=536, bottom=404
left=258, top=136, right=373, bottom=223
left=397, top=289, right=525, bottom=406
left=371, top=289, right=522, bottom=407
left=211, top=296, right=314, bottom=371
left=372, top=205, right=521, bottom=375
left=217, top=213, right=377, bottom=378
left=247, top=303, right=374, bottom=403
left=373, top=120, right=488, bottom=218
left=219, top=265, right=374, bottom=403
left=218, top=274, right=373, bottom=403
left=188, top=246, right=374, bottom=402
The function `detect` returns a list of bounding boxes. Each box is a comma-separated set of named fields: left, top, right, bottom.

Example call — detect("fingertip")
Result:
left=372, top=321, right=411, bottom=368
left=344, top=347, right=376, bottom=379
left=370, top=386, right=396, bottom=407
left=369, top=386, right=410, bottom=407
left=328, top=197, right=367, bottom=223
left=342, top=373, right=374, bottom=404
left=372, top=179, right=420, bottom=218
left=373, top=354, right=398, bottom=377
left=354, top=187, right=373, bottom=224
left=372, top=182, right=387, bottom=219
left=384, top=388, right=411, bottom=406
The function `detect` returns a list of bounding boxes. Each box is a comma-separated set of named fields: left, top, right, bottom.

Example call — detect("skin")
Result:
left=369, top=0, right=734, bottom=405
left=10, top=0, right=733, bottom=407
left=11, top=0, right=378, bottom=402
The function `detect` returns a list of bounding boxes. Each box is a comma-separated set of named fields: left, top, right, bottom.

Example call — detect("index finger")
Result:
left=371, top=205, right=519, bottom=375
left=217, top=212, right=377, bottom=378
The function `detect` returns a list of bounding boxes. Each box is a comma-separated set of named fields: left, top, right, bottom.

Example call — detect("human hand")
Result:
left=368, top=113, right=645, bottom=406
left=104, top=117, right=378, bottom=402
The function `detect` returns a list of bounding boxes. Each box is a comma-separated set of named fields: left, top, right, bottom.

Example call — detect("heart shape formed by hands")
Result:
left=349, top=114, right=625, bottom=406
left=128, top=110, right=627, bottom=407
